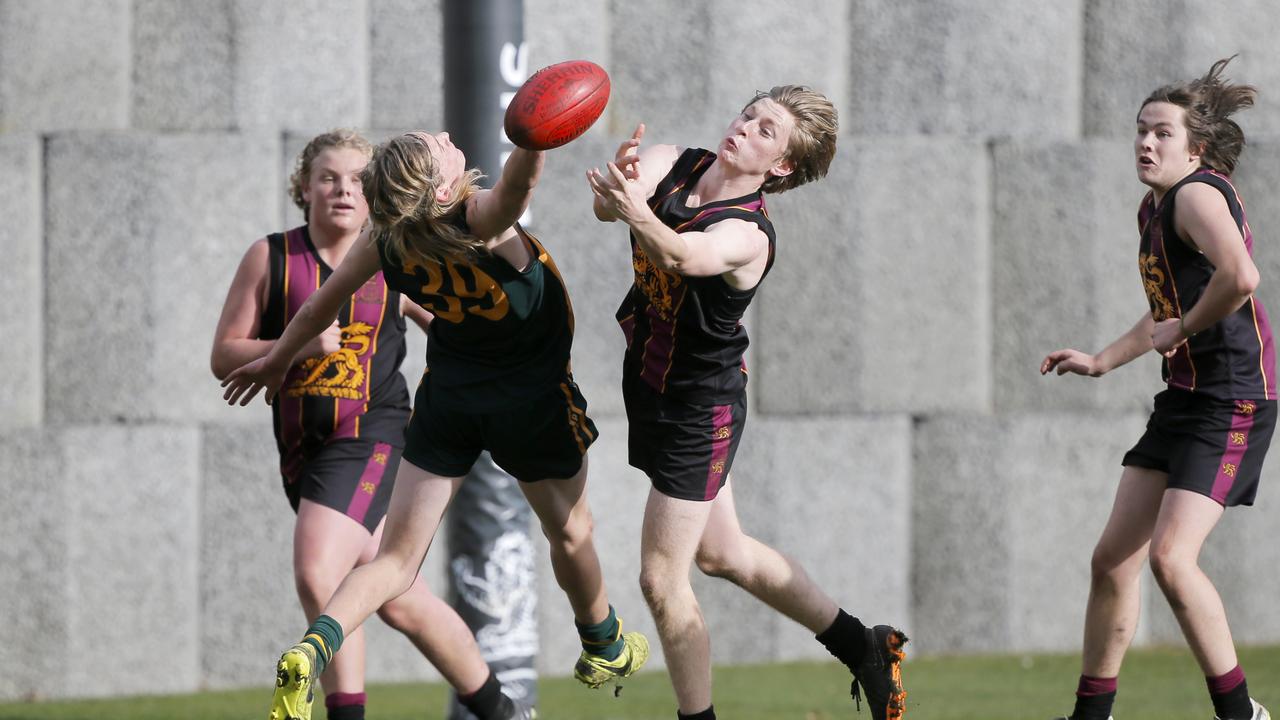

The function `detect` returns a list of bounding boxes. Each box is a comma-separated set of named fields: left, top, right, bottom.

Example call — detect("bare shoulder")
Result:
left=1175, top=180, right=1230, bottom=217
left=238, top=237, right=271, bottom=271
left=705, top=217, right=768, bottom=246
left=1173, top=180, right=1240, bottom=250
left=637, top=144, right=680, bottom=169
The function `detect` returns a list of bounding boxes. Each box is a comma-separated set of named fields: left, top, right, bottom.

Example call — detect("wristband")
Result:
left=1179, top=316, right=1197, bottom=339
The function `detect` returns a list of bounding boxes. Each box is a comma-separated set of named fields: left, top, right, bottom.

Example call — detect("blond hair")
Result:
left=744, top=85, right=839, bottom=194
left=289, top=129, right=373, bottom=215
left=362, top=133, right=486, bottom=267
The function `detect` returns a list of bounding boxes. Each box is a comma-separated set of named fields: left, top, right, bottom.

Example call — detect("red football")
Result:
left=504, top=60, right=610, bottom=151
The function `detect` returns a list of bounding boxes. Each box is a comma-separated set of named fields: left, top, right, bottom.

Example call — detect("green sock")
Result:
left=300, top=615, right=345, bottom=675
left=576, top=605, right=624, bottom=661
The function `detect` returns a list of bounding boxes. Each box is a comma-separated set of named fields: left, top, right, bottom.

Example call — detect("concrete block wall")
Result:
left=912, top=414, right=1149, bottom=654
left=4, top=0, right=1280, bottom=703
left=0, top=136, right=41, bottom=428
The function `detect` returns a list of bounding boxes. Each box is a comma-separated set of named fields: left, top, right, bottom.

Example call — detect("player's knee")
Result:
left=293, top=564, right=341, bottom=609
left=376, top=593, right=420, bottom=633
left=1089, top=543, right=1132, bottom=584
left=358, top=550, right=423, bottom=601
left=541, top=508, right=594, bottom=551
left=638, top=565, right=674, bottom=610
left=1148, top=545, right=1192, bottom=592
left=694, top=546, right=743, bottom=582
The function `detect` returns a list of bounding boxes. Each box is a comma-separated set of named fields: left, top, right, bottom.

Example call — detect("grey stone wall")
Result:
left=4, top=0, right=1280, bottom=701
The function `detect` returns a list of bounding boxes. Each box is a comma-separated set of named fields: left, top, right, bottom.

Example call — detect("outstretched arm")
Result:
left=465, top=147, right=544, bottom=241
left=222, top=227, right=383, bottom=405
left=587, top=159, right=766, bottom=278
left=1041, top=311, right=1155, bottom=377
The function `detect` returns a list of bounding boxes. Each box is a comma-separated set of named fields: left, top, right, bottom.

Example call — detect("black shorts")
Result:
left=402, top=375, right=597, bottom=482
left=623, top=379, right=747, bottom=502
left=282, top=438, right=400, bottom=533
left=1123, top=388, right=1276, bottom=507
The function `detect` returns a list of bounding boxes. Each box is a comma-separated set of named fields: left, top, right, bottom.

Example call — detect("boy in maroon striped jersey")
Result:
left=1042, top=58, right=1274, bottom=720
left=588, top=86, right=908, bottom=720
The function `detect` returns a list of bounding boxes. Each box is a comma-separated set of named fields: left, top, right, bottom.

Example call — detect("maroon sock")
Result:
left=1071, top=675, right=1117, bottom=720
left=326, top=692, right=367, bottom=720
left=1207, top=666, right=1251, bottom=719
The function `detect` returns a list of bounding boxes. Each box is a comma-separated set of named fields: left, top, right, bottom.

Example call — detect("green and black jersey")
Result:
left=377, top=214, right=576, bottom=412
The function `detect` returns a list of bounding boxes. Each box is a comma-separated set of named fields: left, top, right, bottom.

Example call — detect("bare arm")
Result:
left=210, top=238, right=339, bottom=380
left=1150, top=182, right=1260, bottom=354
left=587, top=158, right=766, bottom=280
left=465, top=147, right=544, bottom=241
left=1041, top=311, right=1155, bottom=377
left=400, top=295, right=434, bottom=333
left=222, top=228, right=383, bottom=405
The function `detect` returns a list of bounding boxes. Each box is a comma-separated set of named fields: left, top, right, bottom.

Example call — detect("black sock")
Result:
left=677, top=705, right=715, bottom=720
left=816, top=609, right=867, bottom=668
left=1210, top=678, right=1252, bottom=720
left=326, top=704, right=365, bottom=720
left=459, top=672, right=507, bottom=720
left=1071, top=691, right=1116, bottom=720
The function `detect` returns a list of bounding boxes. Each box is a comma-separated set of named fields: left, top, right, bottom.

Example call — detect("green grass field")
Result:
left=2, top=645, right=1276, bottom=719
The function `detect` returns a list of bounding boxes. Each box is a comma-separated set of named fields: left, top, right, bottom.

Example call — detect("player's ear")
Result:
left=769, top=156, right=794, bottom=179
left=435, top=182, right=452, bottom=204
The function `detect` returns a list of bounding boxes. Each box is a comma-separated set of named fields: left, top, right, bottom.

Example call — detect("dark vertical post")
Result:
left=442, top=1, right=538, bottom=717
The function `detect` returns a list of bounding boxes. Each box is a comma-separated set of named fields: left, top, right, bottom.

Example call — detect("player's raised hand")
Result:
left=222, top=356, right=287, bottom=406
left=587, top=159, right=650, bottom=226
left=1040, top=348, right=1102, bottom=377
left=613, top=123, right=645, bottom=180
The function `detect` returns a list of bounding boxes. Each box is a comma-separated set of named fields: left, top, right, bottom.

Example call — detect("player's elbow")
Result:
left=653, top=253, right=688, bottom=274
left=210, top=351, right=231, bottom=381
left=1237, top=264, right=1260, bottom=297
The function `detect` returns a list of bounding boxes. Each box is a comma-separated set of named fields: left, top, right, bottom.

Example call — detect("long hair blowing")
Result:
left=362, top=133, right=485, bottom=267
left=1142, top=56, right=1257, bottom=174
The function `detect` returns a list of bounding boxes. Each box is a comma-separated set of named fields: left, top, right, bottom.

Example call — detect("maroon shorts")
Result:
left=623, top=379, right=747, bottom=502
left=1123, top=389, right=1276, bottom=507
left=282, top=438, right=400, bottom=533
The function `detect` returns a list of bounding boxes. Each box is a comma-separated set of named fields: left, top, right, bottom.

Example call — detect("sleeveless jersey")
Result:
left=1137, top=168, right=1276, bottom=400
left=377, top=216, right=576, bottom=412
left=260, top=226, right=411, bottom=481
left=615, top=147, right=776, bottom=404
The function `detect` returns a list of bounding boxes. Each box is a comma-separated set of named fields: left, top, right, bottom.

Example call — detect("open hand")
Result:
left=586, top=159, right=650, bottom=225
left=612, top=123, right=644, bottom=180
left=1040, top=348, right=1102, bottom=377
left=221, top=356, right=286, bottom=406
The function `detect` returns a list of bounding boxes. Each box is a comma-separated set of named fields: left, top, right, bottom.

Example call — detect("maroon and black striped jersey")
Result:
left=260, top=225, right=411, bottom=482
left=1138, top=169, right=1276, bottom=400
left=616, top=148, right=776, bottom=404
